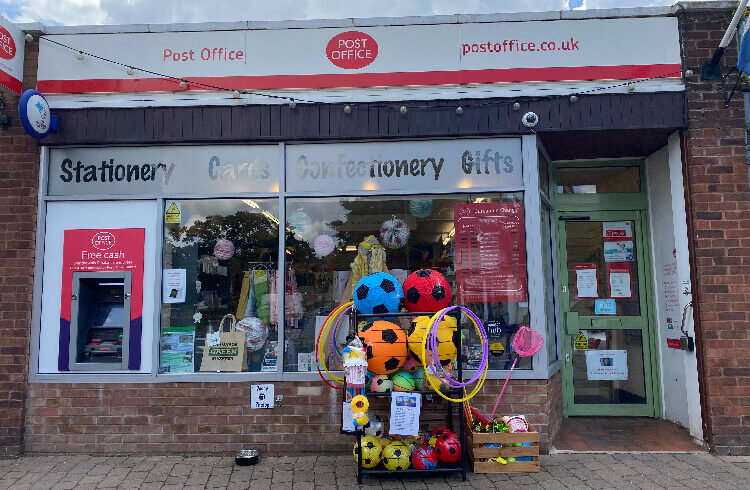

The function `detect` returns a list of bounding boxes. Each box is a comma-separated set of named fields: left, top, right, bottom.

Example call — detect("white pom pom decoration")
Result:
left=236, top=316, right=268, bottom=352
left=288, top=210, right=312, bottom=236
left=314, top=234, right=336, bottom=258
left=380, top=218, right=410, bottom=249
left=213, top=239, right=235, bottom=260
left=409, top=199, right=433, bottom=218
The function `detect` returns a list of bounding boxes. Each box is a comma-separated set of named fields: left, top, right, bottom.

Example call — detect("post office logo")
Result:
left=326, top=31, right=378, bottom=69
left=0, top=26, right=16, bottom=60
left=91, top=231, right=116, bottom=251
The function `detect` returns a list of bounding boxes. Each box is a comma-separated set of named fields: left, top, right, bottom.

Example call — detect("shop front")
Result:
left=9, top=6, right=710, bottom=455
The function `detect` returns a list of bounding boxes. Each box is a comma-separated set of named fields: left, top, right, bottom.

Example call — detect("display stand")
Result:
left=346, top=309, right=467, bottom=484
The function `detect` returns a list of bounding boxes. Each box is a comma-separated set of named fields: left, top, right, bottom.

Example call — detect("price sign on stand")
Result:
left=251, top=384, right=274, bottom=409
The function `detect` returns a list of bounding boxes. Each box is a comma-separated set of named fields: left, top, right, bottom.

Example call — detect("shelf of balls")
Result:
left=357, top=464, right=464, bottom=476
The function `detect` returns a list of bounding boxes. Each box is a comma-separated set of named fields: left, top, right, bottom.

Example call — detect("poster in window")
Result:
left=575, top=263, right=599, bottom=299
left=608, top=263, right=632, bottom=299
left=454, top=202, right=527, bottom=303
left=603, top=221, right=634, bottom=262
left=59, top=228, right=145, bottom=371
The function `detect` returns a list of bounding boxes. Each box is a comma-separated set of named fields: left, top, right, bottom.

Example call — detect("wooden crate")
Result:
left=465, top=423, right=540, bottom=473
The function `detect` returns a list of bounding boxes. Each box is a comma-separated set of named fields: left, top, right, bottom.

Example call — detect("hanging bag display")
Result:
left=199, top=314, right=247, bottom=372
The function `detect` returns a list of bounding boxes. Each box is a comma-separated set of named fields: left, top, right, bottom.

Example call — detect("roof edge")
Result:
left=16, top=5, right=675, bottom=35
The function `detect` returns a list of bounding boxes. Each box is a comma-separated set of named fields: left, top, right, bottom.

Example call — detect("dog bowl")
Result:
left=235, top=449, right=259, bottom=466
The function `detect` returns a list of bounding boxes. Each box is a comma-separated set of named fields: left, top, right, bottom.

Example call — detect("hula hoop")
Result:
left=420, top=306, right=489, bottom=403
left=315, top=302, right=352, bottom=388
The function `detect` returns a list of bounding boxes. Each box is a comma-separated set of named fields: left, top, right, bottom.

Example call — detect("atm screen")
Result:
left=94, top=304, right=124, bottom=328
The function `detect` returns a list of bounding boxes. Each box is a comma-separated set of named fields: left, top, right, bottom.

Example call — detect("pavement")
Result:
left=1, top=452, right=749, bottom=489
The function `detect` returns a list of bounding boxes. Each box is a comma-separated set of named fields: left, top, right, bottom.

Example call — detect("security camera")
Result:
left=522, top=112, right=539, bottom=128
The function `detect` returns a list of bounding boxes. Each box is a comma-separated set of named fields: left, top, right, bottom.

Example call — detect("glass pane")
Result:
left=284, top=193, right=530, bottom=373
left=541, top=205, right=558, bottom=363
left=538, top=151, right=550, bottom=198
left=160, top=199, right=280, bottom=374
left=566, top=221, right=640, bottom=316
left=571, top=329, right=647, bottom=404
left=556, top=166, right=640, bottom=194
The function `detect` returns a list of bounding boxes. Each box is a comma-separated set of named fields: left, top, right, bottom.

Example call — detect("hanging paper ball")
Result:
left=354, top=272, right=403, bottom=315
left=236, top=316, right=268, bottom=352
left=289, top=210, right=312, bottom=235
left=313, top=234, right=336, bottom=257
left=403, top=269, right=452, bottom=312
left=213, top=239, right=235, bottom=260
left=359, top=320, right=408, bottom=375
left=380, top=218, right=410, bottom=249
left=412, top=445, right=438, bottom=470
left=409, top=199, right=433, bottom=218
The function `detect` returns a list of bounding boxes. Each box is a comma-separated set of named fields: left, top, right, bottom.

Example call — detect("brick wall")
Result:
left=0, top=37, right=40, bottom=457
left=680, top=5, right=750, bottom=455
left=24, top=377, right=556, bottom=454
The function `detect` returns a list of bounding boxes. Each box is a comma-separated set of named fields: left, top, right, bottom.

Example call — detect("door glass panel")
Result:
left=557, top=167, right=640, bottom=194
left=565, top=221, right=640, bottom=316
left=571, top=329, right=647, bottom=404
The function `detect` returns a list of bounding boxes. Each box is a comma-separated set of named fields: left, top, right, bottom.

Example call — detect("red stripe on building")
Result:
left=0, top=70, right=22, bottom=95
left=36, top=64, right=682, bottom=94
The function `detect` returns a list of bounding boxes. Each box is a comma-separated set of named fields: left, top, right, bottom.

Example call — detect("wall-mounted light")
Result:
left=344, top=105, right=352, bottom=114
left=25, top=33, right=34, bottom=43
left=233, top=90, right=241, bottom=98
left=400, top=106, right=407, bottom=115
left=76, top=51, right=83, bottom=60
left=289, top=100, right=297, bottom=109
left=179, top=80, right=187, bottom=89
left=126, top=66, right=134, bottom=76
left=456, top=106, right=463, bottom=116
left=570, top=95, right=578, bottom=104
left=512, top=102, right=520, bottom=111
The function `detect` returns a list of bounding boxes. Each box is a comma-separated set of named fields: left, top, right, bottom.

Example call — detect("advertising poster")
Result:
left=603, top=221, right=634, bottom=262
left=454, top=202, right=527, bottom=303
left=59, top=228, right=145, bottom=370
left=608, top=263, right=632, bottom=299
left=575, top=263, right=599, bottom=299
left=159, top=326, right=195, bottom=373
left=162, top=268, right=186, bottom=303
left=585, top=350, right=628, bottom=380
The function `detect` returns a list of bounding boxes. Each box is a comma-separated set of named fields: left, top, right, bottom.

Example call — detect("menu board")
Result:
left=454, top=202, right=527, bottom=303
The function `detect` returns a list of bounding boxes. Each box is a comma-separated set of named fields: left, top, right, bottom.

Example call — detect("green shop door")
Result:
left=557, top=210, right=658, bottom=417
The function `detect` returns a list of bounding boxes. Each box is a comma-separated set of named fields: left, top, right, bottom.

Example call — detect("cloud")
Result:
left=3, top=0, right=725, bottom=26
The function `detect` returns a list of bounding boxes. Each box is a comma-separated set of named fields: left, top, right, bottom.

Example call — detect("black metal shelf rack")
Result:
left=346, top=309, right=467, bottom=484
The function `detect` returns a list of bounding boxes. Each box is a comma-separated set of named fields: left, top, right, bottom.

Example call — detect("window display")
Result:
left=283, top=193, right=530, bottom=373
left=160, top=199, right=280, bottom=373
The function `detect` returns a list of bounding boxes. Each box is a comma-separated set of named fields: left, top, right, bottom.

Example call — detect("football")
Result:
left=354, top=272, right=404, bottom=315
left=365, top=414, right=385, bottom=438
left=391, top=370, right=416, bottom=392
left=402, top=269, right=452, bottom=312
left=412, top=366, right=426, bottom=391
left=435, top=433, right=461, bottom=464
left=412, top=445, right=439, bottom=470
left=408, top=315, right=458, bottom=366
left=382, top=441, right=411, bottom=471
left=370, top=374, right=393, bottom=393
left=353, top=435, right=383, bottom=468
left=359, top=320, right=408, bottom=375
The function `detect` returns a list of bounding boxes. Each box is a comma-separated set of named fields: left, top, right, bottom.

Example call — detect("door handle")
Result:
left=559, top=216, right=591, bottom=221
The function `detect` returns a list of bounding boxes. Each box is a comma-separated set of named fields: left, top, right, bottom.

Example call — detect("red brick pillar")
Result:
left=0, top=35, right=40, bottom=457
left=680, top=5, right=750, bottom=455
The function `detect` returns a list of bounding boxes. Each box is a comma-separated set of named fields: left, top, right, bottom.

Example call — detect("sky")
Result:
left=0, top=0, right=704, bottom=27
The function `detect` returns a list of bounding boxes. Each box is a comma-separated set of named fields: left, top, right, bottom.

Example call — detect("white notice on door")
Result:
left=585, top=350, right=628, bottom=380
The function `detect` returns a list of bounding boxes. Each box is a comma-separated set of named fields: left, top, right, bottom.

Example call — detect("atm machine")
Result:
left=69, top=271, right=132, bottom=371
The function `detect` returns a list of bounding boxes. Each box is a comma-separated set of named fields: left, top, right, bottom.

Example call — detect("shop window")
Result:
left=160, top=199, right=280, bottom=374
left=540, top=205, right=559, bottom=364
left=283, top=193, right=530, bottom=373
left=556, top=166, right=640, bottom=194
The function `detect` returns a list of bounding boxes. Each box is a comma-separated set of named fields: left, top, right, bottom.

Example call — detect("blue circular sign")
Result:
left=18, top=89, right=52, bottom=139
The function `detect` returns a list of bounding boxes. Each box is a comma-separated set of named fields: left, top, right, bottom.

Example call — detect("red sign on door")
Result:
left=454, top=202, right=527, bottom=303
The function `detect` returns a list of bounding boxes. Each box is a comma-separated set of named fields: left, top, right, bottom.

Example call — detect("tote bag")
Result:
left=199, top=314, right=247, bottom=372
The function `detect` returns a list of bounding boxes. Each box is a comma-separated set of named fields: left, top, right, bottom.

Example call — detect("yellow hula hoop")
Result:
left=317, top=301, right=352, bottom=385
left=350, top=394, right=369, bottom=413
left=420, top=308, right=488, bottom=403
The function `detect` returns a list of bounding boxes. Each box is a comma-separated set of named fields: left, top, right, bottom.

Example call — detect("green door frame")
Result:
left=552, top=160, right=661, bottom=418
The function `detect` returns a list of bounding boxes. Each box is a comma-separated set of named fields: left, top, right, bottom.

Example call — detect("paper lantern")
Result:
left=358, top=320, right=408, bottom=375
left=289, top=210, right=312, bottom=235
left=313, top=234, right=336, bottom=257
left=409, top=199, right=433, bottom=218
left=380, top=218, right=410, bottom=249
left=236, top=316, right=268, bottom=352
left=214, top=239, right=235, bottom=260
